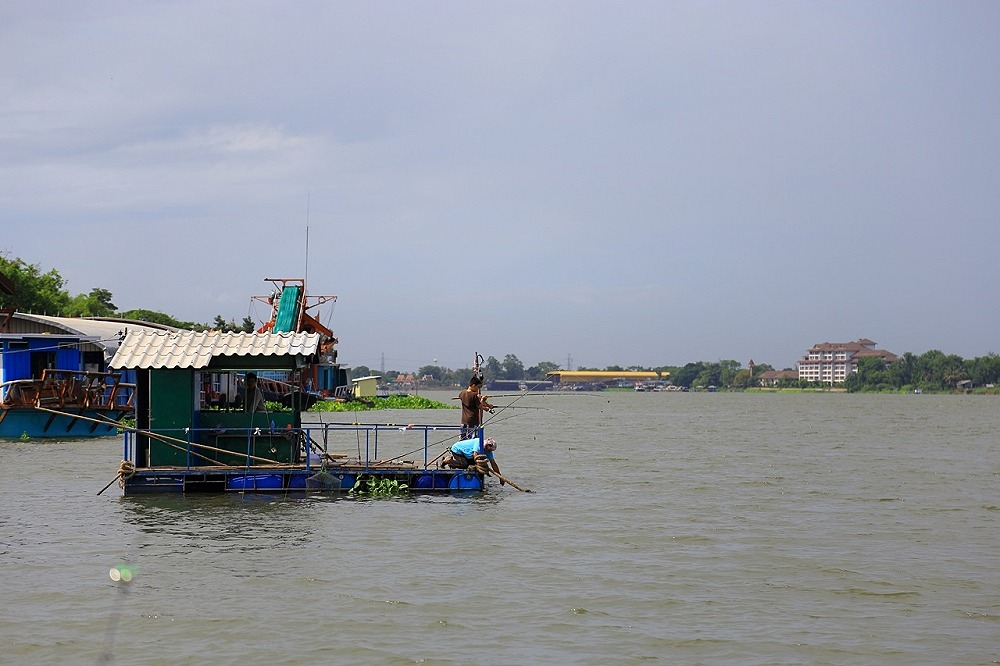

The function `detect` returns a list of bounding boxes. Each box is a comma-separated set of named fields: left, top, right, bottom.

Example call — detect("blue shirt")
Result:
left=451, top=437, right=494, bottom=460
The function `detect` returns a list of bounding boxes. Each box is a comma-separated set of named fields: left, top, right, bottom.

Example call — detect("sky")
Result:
left=2, top=1, right=998, bottom=372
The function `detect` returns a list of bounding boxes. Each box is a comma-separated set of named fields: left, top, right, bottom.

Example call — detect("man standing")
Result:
left=243, top=372, right=266, bottom=413
left=458, top=375, right=493, bottom=440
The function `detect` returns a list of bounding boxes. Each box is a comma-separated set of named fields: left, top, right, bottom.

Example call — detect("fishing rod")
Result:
left=489, top=404, right=571, bottom=416
left=481, top=376, right=554, bottom=426
left=490, top=405, right=554, bottom=410
left=481, top=392, right=599, bottom=398
left=371, top=409, right=530, bottom=466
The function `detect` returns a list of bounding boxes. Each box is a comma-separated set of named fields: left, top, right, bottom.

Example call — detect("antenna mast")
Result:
left=304, top=192, right=311, bottom=288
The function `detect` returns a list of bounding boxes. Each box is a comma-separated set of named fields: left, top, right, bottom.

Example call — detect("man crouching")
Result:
left=441, top=436, right=504, bottom=485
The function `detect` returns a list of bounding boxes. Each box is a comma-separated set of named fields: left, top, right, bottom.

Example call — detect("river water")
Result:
left=1, top=391, right=997, bottom=665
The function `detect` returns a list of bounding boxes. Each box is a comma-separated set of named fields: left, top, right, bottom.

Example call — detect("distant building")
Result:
left=545, top=370, right=662, bottom=388
left=351, top=375, right=381, bottom=398
left=486, top=379, right=554, bottom=392
left=796, top=338, right=898, bottom=384
left=757, top=369, right=798, bottom=387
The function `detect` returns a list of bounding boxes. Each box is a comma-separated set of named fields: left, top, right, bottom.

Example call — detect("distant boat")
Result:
left=0, top=369, right=133, bottom=438
left=0, top=313, right=172, bottom=438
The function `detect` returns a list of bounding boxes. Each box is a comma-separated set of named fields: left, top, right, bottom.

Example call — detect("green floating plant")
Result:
left=349, top=475, right=410, bottom=497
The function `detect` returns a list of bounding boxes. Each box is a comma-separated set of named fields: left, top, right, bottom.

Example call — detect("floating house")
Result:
left=107, top=329, right=486, bottom=494
left=0, top=313, right=172, bottom=438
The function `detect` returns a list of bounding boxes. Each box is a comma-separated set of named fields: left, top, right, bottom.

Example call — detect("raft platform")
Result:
left=117, top=422, right=487, bottom=495
left=106, top=327, right=492, bottom=496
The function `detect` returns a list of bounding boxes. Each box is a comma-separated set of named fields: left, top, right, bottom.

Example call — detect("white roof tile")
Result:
left=109, top=330, right=322, bottom=369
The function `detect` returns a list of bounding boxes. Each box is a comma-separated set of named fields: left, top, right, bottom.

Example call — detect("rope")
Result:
left=117, top=460, right=136, bottom=487
left=473, top=453, right=491, bottom=475
left=97, top=460, right=136, bottom=495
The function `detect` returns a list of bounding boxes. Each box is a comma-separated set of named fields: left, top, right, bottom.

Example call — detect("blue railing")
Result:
left=123, top=422, right=479, bottom=472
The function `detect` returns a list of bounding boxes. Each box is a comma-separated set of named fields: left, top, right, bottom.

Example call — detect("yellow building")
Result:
left=545, top=370, right=663, bottom=386
left=351, top=375, right=381, bottom=397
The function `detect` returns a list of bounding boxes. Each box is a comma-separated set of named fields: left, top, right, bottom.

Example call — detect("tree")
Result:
left=887, top=352, right=917, bottom=388
left=732, top=369, right=753, bottom=389
left=717, top=360, right=742, bottom=388
left=454, top=369, right=475, bottom=386
left=209, top=315, right=255, bottom=333
left=845, top=356, right=890, bottom=392
left=525, top=361, right=560, bottom=381
left=417, top=365, right=448, bottom=381
left=693, top=364, right=722, bottom=389
left=0, top=255, right=70, bottom=314
left=672, top=362, right=705, bottom=388
left=500, top=354, right=525, bottom=380
left=483, top=356, right=502, bottom=379
left=917, top=350, right=964, bottom=390
left=967, top=353, right=1000, bottom=387
left=118, top=309, right=198, bottom=329
left=64, top=287, right=117, bottom=317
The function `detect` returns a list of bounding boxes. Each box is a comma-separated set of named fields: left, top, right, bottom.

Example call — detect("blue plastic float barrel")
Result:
left=226, top=474, right=282, bottom=491
left=449, top=473, right=483, bottom=490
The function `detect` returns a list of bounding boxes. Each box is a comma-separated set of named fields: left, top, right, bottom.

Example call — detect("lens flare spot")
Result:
left=109, top=564, right=135, bottom=583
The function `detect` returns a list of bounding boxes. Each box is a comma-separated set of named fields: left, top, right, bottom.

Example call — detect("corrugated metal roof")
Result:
left=109, top=330, right=322, bottom=369
left=5, top=314, right=175, bottom=360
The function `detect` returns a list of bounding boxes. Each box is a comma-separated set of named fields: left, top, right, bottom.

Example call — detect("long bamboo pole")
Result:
left=489, top=470, right=532, bottom=493
left=32, top=405, right=289, bottom=466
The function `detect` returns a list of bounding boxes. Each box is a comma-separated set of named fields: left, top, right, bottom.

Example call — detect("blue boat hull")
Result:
left=0, top=408, right=126, bottom=438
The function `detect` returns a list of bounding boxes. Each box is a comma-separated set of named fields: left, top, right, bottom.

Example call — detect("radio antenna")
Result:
left=304, top=192, right=311, bottom=287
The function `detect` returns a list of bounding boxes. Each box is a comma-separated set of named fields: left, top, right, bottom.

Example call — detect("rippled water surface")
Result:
left=1, top=391, right=997, bottom=664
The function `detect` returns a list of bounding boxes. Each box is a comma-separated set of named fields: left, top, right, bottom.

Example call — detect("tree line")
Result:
left=843, top=352, right=1000, bottom=393
left=0, top=255, right=254, bottom=332
left=356, top=353, right=1000, bottom=394
left=4, top=255, right=997, bottom=392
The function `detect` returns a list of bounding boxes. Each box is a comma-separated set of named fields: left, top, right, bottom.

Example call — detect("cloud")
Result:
left=2, top=1, right=998, bottom=369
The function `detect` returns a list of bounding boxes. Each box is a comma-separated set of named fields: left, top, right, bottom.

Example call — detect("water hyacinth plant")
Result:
left=312, top=395, right=451, bottom=412
left=349, top=475, right=409, bottom=496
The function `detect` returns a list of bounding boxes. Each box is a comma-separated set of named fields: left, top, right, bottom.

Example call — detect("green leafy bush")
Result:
left=310, top=395, right=452, bottom=412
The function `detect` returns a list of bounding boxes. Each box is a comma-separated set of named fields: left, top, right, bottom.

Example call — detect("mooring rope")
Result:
left=97, top=460, right=136, bottom=496
left=117, top=460, right=136, bottom=487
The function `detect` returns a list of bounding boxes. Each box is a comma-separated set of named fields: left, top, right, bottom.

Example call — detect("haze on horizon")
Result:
left=2, top=1, right=997, bottom=372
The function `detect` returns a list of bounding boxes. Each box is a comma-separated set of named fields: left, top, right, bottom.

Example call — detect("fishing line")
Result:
left=482, top=376, right=551, bottom=427
left=375, top=412, right=527, bottom=467
left=490, top=404, right=571, bottom=416
left=240, top=377, right=270, bottom=496
left=476, top=411, right=524, bottom=429
left=484, top=392, right=600, bottom=399
left=371, top=426, right=477, bottom=466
